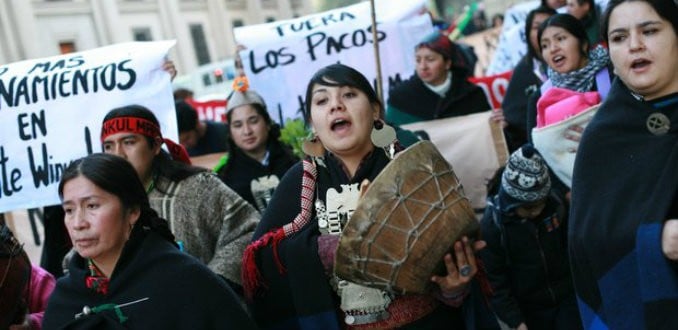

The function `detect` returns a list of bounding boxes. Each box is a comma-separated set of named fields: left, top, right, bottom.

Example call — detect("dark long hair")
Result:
left=58, top=153, right=176, bottom=244
left=102, top=105, right=204, bottom=190
left=538, top=13, right=590, bottom=57
left=0, top=222, right=30, bottom=329
left=525, top=6, right=558, bottom=60
left=304, top=64, right=382, bottom=122
left=601, top=0, right=678, bottom=43
left=226, top=101, right=278, bottom=151
left=223, top=102, right=296, bottom=170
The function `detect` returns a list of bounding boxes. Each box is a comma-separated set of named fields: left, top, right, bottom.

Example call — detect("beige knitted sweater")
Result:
left=149, top=172, right=259, bottom=285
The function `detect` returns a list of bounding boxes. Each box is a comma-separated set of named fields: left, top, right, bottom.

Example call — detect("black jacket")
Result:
left=386, top=69, right=490, bottom=125
left=217, top=140, right=297, bottom=212
left=479, top=194, right=573, bottom=328
left=43, top=229, right=255, bottom=329
left=501, top=55, right=545, bottom=152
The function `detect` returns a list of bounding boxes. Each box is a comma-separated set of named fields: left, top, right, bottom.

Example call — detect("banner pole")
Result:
left=369, top=0, right=384, bottom=106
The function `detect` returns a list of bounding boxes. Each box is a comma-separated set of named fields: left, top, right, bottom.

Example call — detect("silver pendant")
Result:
left=250, top=175, right=280, bottom=211
left=371, top=123, right=396, bottom=148
left=646, top=113, right=670, bottom=135
left=318, top=183, right=360, bottom=235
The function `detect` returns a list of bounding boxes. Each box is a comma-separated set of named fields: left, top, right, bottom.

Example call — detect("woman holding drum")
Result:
left=242, top=64, right=495, bottom=329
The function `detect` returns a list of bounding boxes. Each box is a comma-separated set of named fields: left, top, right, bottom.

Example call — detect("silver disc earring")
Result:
left=370, top=119, right=396, bottom=148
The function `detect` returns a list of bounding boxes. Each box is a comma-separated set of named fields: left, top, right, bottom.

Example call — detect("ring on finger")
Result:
left=459, top=264, right=472, bottom=277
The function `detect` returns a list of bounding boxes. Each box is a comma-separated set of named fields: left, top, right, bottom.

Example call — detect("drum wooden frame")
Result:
left=334, top=141, right=479, bottom=295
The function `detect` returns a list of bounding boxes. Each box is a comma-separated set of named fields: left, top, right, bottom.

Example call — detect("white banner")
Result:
left=0, top=41, right=177, bottom=213
left=403, top=111, right=508, bottom=210
left=487, top=0, right=610, bottom=75
left=235, top=0, right=433, bottom=122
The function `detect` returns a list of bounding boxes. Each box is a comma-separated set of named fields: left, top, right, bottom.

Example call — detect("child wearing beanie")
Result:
left=478, top=144, right=581, bottom=330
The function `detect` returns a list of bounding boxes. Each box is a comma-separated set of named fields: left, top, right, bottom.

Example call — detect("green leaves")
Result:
left=279, top=118, right=310, bottom=158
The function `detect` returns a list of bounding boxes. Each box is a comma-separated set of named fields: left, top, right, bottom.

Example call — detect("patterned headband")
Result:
left=100, top=117, right=161, bottom=142
left=100, top=116, right=192, bottom=165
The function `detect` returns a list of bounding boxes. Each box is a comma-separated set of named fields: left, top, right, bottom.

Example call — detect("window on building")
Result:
left=132, top=27, right=153, bottom=41
left=265, top=17, right=276, bottom=23
left=59, top=41, right=76, bottom=54
left=202, top=73, right=212, bottom=86
left=232, top=19, right=244, bottom=28
left=261, top=0, right=275, bottom=9
left=190, top=23, right=211, bottom=65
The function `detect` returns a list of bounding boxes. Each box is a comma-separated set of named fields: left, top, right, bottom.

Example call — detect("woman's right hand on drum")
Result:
left=430, top=236, right=486, bottom=296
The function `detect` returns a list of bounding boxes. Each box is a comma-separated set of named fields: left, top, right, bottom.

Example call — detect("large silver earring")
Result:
left=370, top=119, right=396, bottom=148
left=302, top=133, right=325, bottom=158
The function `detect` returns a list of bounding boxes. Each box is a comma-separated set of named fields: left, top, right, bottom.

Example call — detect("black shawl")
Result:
left=502, top=55, right=545, bottom=152
left=43, top=229, right=255, bottom=329
left=387, top=69, right=490, bottom=124
left=569, top=78, right=678, bottom=329
left=248, top=151, right=390, bottom=329
left=217, top=140, right=298, bottom=211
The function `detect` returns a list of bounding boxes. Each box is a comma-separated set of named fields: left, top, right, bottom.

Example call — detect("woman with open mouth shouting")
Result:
left=569, top=0, right=678, bottom=328
left=525, top=13, right=612, bottom=195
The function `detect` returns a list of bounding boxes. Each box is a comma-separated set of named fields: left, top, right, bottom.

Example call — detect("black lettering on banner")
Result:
left=72, top=69, right=89, bottom=95
left=101, top=63, right=117, bottom=91
left=28, top=143, right=71, bottom=188
left=27, top=62, right=51, bottom=75
left=15, top=77, right=30, bottom=107
left=0, top=59, right=137, bottom=109
left=0, top=67, right=8, bottom=77
left=67, top=55, right=85, bottom=69
left=27, top=55, right=86, bottom=75
left=0, top=146, right=22, bottom=197
left=17, top=109, right=47, bottom=141
left=295, top=95, right=306, bottom=118
left=58, top=70, right=72, bottom=97
left=117, top=59, right=136, bottom=90
left=89, top=66, right=103, bottom=92
left=248, top=48, right=296, bottom=74
left=377, top=73, right=404, bottom=92
left=305, top=26, right=387, bottom=61
left=31, top=75, right=49, bottom=103
left=274, top=11, right=355, bottom=37
left=84, top=126, right=93, bottom=155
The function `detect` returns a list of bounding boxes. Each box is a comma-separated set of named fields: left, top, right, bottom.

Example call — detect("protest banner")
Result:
left=0, top=41, right=176, bottom=213
left=234, top=0, right=433, bottom=123
left=469, top=70, right=513, bottom=109
left=487, top=0, right=610, bottom=75
left=403, top=111, right=509, bottom=211
left=186, top=98, right=228, bottom=122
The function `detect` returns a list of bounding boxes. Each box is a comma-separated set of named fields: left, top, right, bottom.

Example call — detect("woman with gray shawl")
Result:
left=525, top=13, right=612, bottom=195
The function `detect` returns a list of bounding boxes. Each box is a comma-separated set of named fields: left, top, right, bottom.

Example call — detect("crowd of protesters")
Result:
left=2, top=0, right=677, bottom=329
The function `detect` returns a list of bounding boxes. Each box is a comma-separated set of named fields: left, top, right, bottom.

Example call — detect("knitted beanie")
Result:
left=499, top=144, right=551, bottom=209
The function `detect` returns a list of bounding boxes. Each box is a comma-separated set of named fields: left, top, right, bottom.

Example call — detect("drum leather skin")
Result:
left=335, top=141, right=479, bottom=295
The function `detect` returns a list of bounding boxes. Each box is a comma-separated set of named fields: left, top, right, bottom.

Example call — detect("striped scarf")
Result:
left=548, top=45, right=609, bottom=92
left=241, top=159, right=318, bottom=300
